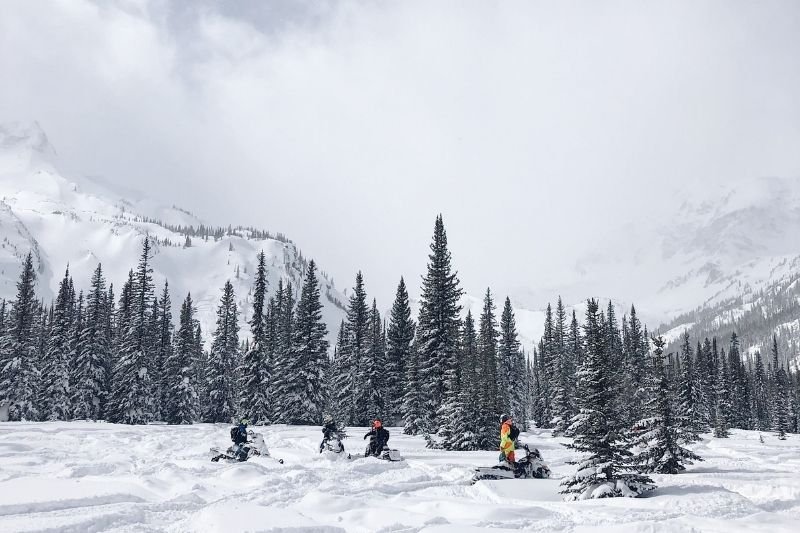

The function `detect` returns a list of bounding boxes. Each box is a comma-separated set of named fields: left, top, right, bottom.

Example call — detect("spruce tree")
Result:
left=239, top=251, right=271, bottom=424
left=771, top=336, right=790, bottom=439
left=401, top=341, right=424, bottom=435
left=451, top=310, right=480, bottom=449
left=0, top=253, right=42, bottom=421
left=713, top=341, right=731, bottom=438
left=550, top=297, right=572, bottom=435
left=164, top=293, right=199, bottom=424
left=561, top=299, right=654, bottom=500
left=42, top=267, right=74, bottom=421
left=205, top=280, right=240, bottom=423
left=632, top=336, right=702, bottom=474
left=360, top=299, right=385, bottom=423
left=498, top=297, right=522, bottom=420
left=286, top=260, right=329, bottom=424
left=416, top=215, right=463, bottom=431
left=73, top=264, right=110, bottom=420
left=110, top=240, right=156, bottom=424
left=476, top=288, right=499, bottom=449
left=153, top=282, right=174, bottom=420
left=270, top=280, right=296, bottom=423
left=333, top=272, right=369, bottom=425
left=387, top=277, right=414, bottom=425
left=753, top=350, right=769, bottom=431
left=677, top=332, right=704, bottom=438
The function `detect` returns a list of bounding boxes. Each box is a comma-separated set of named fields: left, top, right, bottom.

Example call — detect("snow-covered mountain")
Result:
left=0, top=121, right=347, bottom=347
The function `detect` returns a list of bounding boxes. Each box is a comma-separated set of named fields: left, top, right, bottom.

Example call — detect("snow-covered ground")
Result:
left=0, top=424, right=797, bottom=532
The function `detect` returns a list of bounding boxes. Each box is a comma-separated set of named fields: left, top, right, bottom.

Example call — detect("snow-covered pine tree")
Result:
left=713, top=342, right=731, bottom=438
left=286, top=260, right=329, bottom=424
left=360, top=299, right=385, bottom=423
left=621, top=305, right=647, bottom=428
left=676, top=332, right=704, bottom=438
left=451, top=310, right=480, bottom=449
left=387, top=277, right=414, bottom=425
left=632, top=336, right=702, bottom=474
left=164, top=293, right=199, bottom=424
left=771, top=336, right=790, bottom=440
left=752, top=349, right=769, bottom=431
left=110, top=239, right=156, bottom=424
left=728, top=333, right=751, bottom=429
left=416, top=215, right=463, bottom=432
left=270, top=280, right=296, bottom=423
left=476, top=288, right=499, bottom=449
left=560, top=298, right=654, bottom=500
left=551, top=297, right=572, bottom=435
left=193, top=323, right=206, bottom=416
left=0, top=253, right=42, bottom=421
left=42, top=267, right=74, bottom=421
left=498, top=297, right=522, bottom=421
left=239, top=251, right=271, bottom=424
left=66, top=293, right=85, bottom=417
left=72, top=264, right=110, bottom=420
left=333, top=272, right=369, bottom=425
left=152, top=282, right=174, bottom=421
left=204, top=280, right=240, bottom=423
left=538, top=304, right=554, bottom=429
left=401, top=341, right=424, bottom=435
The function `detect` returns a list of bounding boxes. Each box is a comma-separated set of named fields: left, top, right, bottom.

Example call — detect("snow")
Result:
left=0, top=424, right=797, bottom=532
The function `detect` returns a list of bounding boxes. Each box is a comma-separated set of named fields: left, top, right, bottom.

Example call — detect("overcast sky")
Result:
left=2, top=0, right=799, bottom=307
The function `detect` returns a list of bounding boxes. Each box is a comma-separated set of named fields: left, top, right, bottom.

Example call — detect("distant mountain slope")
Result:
left=0, top=122, right=346, bottom=347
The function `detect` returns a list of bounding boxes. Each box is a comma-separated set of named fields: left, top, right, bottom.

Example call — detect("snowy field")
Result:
left=0, top=423, right=798, bottom=532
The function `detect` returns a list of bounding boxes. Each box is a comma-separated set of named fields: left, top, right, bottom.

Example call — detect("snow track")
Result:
left=0, top=423, right=797, bottom=532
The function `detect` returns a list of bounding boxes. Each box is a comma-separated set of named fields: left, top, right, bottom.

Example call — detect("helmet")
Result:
left=323, top=414, right=333, bottom=424
left=240, top=418, right=250, bottom=426
left=500, top=414, right=509, bottom=424
left=372, top=418, right=382, bottom=429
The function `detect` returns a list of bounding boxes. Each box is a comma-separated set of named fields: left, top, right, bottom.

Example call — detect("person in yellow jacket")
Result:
left=499, top=414, right=519, bottom=464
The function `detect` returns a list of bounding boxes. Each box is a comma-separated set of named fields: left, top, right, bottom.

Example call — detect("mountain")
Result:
left=0, top=121, right=347, bottom=347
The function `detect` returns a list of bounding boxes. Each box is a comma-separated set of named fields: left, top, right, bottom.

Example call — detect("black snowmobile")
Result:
left=211, top=427, right=283, bottom=464
left=320, top=428, right=348, bottom=455
left=471, top=443, right=550, bottom=483
left=362, top=426, right=403, bottom=462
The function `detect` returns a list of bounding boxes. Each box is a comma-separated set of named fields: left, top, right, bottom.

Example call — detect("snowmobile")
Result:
left=362, top=435, right=404, bottom=462
left=471, top=443, right=550, bottom=483
left=320, top=429, right=348, bottom=455
left=210, top=430, right=283, bottom=464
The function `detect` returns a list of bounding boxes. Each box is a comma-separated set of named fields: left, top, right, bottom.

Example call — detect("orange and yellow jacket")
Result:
left=500, top=421, right=515, bottom=456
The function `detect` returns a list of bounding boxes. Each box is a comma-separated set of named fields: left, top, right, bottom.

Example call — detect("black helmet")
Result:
left=500, top=414, right=509, bottom=423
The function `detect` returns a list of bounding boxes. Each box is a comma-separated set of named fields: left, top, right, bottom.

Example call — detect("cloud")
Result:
left=1, top=0, right=799, bottom=307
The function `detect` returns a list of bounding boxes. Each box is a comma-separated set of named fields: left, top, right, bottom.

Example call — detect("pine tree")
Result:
left=561, top=299, right=654, bottom=500
left=42, top=267, right=74, bottom=421
left=0, top=253, right=42, bottom=421
left=153, top=282, right=174, bottom=420
left=205, top=280, right=240, bottom=423
left=771, top=336, right=790, bottom=439
left=632, top=336, right=702, bottom=474
left=164, top=293, right=199, bottom=424
left=401, top=341, right=424, bottom=435
left=110, top=240, right=157, bottom=424
left=498, top=297, right=522, bottom=419
left=387, top=277, right=414, bottom=425
left=360, top=299, right=385, bottom=423
left=476, top=288, right=499, bottom=449
left=451, top=310, right=480, bottom=449
left=550, top=297, right=572, bottom=435
left=333, top=272, right=369, bottom=425
left=713, top=342, right=731, bottom=438
left=752, top=349, right=769, bottom=431
left=239, top=251, right=271, bottom=424
left=286, top=260, right=329, bottom=424
left=416, top=215, right=463, bottom=431
left=676, top=332, right=704, bottom=438
left=270, top=280, right=296, bottom=423
left=73, top=264, right=110, bottom=420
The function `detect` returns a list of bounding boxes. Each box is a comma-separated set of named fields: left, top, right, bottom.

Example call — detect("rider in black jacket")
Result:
left=363, top=418, right=390, bottom=457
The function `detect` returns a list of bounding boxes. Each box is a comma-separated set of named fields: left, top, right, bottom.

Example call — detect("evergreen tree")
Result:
left=361, top=299, right=385, bottom=423
left=205, top=280, right=240, bottom=423
left=451, top=310, right=480, bottom=449
left=632, top=336, right=702, bottom=474
left=0, top=253, right=42, bottom=421
left=164, top=293, right=199, bottom=424
left=153, top=282, right=174, bottom=420
left=416, top=215, right=463, bottom=431
left=561, top=299, right=654, bottom=500
left=73, top=264, right=109, bottom=420
left=387, top=277, right=414, bottom=425
left=771, top=336, right=790, bottom=439
left=333, top=272, right=369, bottom=425
left=550, top=297, right=572, bottom=435
left=752, top=349, right=769, bottom=431
left=286, top=260, right=329, bottom=424
left=110, top=240, right=156, bottom=424
left=401, top=341, right=424, bottom=435
left=713, top=342, right=731, bottom=438
left=677, top=332, right=704, bottom=438
left=270, top=280, right=296, bottom=423
left=476, top=288, right=499, bottom=449
left=42, top=267, right=74, bottom=421
left=498, top=297, right=522, bottom=420
left=239, top=251, right=271, bottom=424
